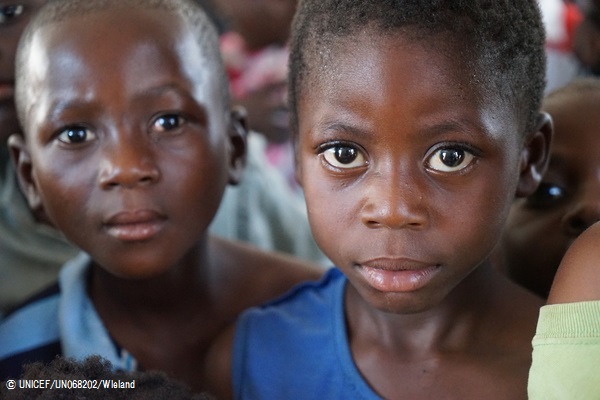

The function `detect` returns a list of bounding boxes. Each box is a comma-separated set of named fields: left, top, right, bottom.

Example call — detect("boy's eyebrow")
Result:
left=419, top=119, right=489, bottom=139
left=45, top=83, right=201, bottom=118
left=45, top=97, right=96, bottom=121
left=322, top=122, right=369, bottom=138
left=321, top=118, right=495, bottom=140
left=131, top=83, right=198, bottom=103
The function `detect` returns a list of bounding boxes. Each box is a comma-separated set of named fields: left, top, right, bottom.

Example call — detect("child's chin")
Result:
left=354, top=284, right=445, bottom=315
left=98, top=260, right=173, bottom=281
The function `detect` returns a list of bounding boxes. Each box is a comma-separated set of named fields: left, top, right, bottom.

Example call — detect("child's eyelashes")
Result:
left=0, top=4, right=24, bottom=25
left=151, top=113, right=187, bottom=133
left=319, top=143, right=368, bottom=170
left=317, top=142, right=478, bottom=174
left=52, top=112, right=188, bottom=144
left=425, top=145, right=477, bottom=173
left=56, top=126, right=96, bottom=145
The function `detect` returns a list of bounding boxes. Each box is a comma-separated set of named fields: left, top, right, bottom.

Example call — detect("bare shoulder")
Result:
left=547, top=221, right=600, bottom=304
left=203, top=323, right=236, bottom=400
left=203, top=237, right=325, bottom=399
left=476, top=271, right=544, bottom=354
left=469, top=278, right=544, bottom=400
left=210, top=235, right=325, bottom=311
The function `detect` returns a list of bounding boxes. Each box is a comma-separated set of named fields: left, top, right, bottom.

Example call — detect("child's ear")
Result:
left=515, top=112, right=553, bottom=198
left=7, top=133, right=44, bottom=213
left=227, top=106, right=248, bottom=185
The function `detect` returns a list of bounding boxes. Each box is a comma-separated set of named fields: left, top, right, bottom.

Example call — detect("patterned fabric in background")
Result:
left=221, top=31, right=289, bottom=99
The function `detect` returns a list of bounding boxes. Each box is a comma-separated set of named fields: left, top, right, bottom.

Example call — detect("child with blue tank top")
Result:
left=207, top=0, right=554, bottom=399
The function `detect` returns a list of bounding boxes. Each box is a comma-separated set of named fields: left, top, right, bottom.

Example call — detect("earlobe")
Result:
left=227, top=106, right=248, bottom=185
left=7, top=134, right=44, bottom=212
left=515, top=112, right=553, bottom=197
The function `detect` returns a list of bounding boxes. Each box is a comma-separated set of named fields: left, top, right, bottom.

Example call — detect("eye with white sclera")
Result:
left=152, top=114, right=187, bottom=133
left=426, top=147, right=475, bottom=173
left=321, top=145, right=368, bottom=169
left=57, top=126, right=97, bottom=144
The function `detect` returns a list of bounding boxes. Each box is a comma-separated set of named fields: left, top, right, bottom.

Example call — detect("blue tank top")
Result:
left=232, top=268, right=382, bottom=399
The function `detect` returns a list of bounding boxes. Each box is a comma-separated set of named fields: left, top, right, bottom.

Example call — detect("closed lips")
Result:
left=104, top=210, right=167, bottom=242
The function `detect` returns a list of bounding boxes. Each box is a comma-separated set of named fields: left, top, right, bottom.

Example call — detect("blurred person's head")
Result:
left=213, top=0, right=297, bottom=51
left=499, top=78, right=600, bottom=298
left=573, top=0, right=600, bottom=74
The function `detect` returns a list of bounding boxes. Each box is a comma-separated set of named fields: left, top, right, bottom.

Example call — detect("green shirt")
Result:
left=529, top=301, right=600, bottom=399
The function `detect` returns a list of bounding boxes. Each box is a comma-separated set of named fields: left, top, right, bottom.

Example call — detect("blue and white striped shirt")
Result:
left=0, top=253, right=137, bottom=381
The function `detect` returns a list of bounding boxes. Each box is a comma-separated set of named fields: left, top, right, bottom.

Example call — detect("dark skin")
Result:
left=498, top=87, right=600, bottom=298
left=9, top=8, right=322, bottom=393
left=1, top=0, right=50, bottom=228
left=210, top=30, right=552, bottom=399
left=294, top=32, right=550, bottom=400
left=0, top=0, right=47, bottom=143
left=547, top=220, right=600, bottom=304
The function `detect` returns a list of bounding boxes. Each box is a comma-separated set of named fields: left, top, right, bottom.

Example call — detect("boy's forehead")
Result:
left=298, top=27, right=525, bottom=135
left=297, top=30, right=519, bottom=140
left=18, top=6, right=225, bottom=124
left=39, top=7, right=188, bottom=45
left=308, top=31, right=482, bottom=99
left=25, top=8, right=217, bottom=85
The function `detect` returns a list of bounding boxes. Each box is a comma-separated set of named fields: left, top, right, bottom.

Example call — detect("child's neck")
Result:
left=87, top=236, right=225, bottom=392
left=345, top=260, right=536, bottom=353
left=88, top=238, right=213, bottom=320
left=345, top=260, right=543, bottom=400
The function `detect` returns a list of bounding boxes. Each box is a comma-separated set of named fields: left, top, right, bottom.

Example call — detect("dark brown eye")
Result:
left=153, top=114, right=186, bottom=132
left=322, top=145, right=367, bottom=169
left=334, top=147, right=357, bottom=164
left=439, top=149, right=464, bottom=167
left=57, top=127, right=96, bottom=144
left=427, top=147, right=474, bottom=172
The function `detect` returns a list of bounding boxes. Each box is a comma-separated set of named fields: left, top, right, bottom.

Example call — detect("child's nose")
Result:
left=562, top=182, right=600, bottom=237
left=359, top=170, right=428, bottom=230
left=98, top=136, right=161, bottom=189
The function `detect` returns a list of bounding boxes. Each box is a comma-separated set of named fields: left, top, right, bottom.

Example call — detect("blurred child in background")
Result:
left=213, top=0, right=301, bottom=192
left=496, top=78, right=600, bottom=298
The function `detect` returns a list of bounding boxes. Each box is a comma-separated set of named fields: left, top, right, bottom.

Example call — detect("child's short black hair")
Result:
left=0, top=356, right=213, bottom=400
left=15, top=0, right=229, bottom=125
left=289, top=0, right=546, bottom=136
